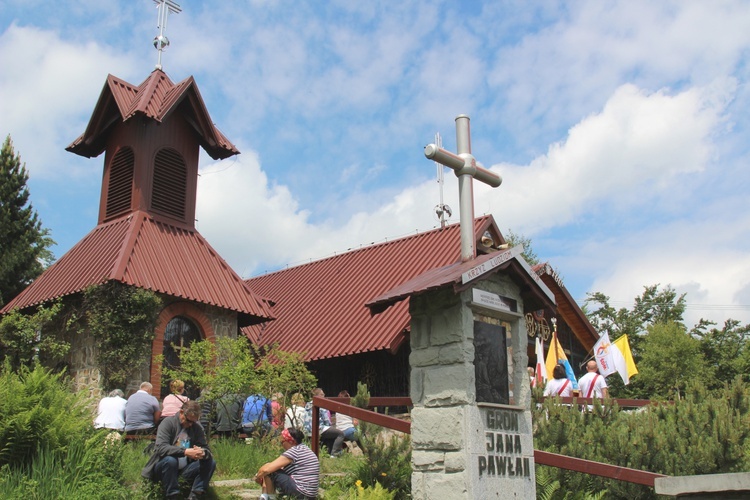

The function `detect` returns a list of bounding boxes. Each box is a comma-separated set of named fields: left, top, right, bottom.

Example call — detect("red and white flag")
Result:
left=533, top=337, right=546, bottom=388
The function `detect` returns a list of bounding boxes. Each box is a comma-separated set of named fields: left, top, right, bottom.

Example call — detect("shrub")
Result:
left=0, top=362, right=92, bottom=467
left=347, top=382, right=411, bottom=498
left=533, top=378, right=750, bottom=499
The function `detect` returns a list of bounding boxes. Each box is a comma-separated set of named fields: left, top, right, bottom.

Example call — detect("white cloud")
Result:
left=0, top=24, right=136, bottom=179
left=486, top=82, right=731, bottom=233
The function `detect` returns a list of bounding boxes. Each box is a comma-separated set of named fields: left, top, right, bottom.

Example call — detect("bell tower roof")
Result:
left=67, top=69, right=239, bottom=160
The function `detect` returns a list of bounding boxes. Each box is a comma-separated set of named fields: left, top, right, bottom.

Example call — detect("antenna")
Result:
left=433, top=132, right=452, bottom=229
left=153, top=0, right=182, bottom=70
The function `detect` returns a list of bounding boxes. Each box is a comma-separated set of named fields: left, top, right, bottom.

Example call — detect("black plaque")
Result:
left=474, top=321, right=509, bottom=404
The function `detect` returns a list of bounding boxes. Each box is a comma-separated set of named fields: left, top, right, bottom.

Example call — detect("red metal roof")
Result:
left=67, top=70, right=239, bottom=160
left=366, top=246, right=556, bottom=314
left=1, top=211, right=272, bottom=326
left=243, top=216, right=504, bottom=361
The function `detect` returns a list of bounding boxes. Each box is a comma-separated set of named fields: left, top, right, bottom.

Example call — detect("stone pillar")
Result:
left=409, top=275, right=535, bottom=499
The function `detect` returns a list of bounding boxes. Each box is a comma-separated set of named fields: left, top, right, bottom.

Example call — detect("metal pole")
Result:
left=455, top=115, right=475, bottom=262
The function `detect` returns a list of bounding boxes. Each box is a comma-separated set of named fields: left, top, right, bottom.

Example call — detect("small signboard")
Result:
left=472, top=289, right=518, bottom=313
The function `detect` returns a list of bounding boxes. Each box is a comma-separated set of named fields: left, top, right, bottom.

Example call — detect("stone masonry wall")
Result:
left=409, top=274, right=535, bottom=499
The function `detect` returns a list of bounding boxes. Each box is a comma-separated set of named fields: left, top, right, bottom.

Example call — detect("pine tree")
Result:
left=0, top=135, right=54, bottom=306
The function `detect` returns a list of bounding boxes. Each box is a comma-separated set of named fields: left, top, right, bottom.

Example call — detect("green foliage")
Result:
left=0, top=434, right=130, bottom=499
left=322, top=479, right=396, bottom=499
left=253, top=344, right=318, bottom=397
left=161, top=336, right=316, bottom=432
left=583, top=284, right=750, bottom=398
left=628, top=321, right=711, bottom=399
left=504, top=228, right=539, bottom=265
left=693, top=318, right=750, bottom=388
left=533, top=378, right=750, bottom=499
left=0, top=362, right=93, bottom=468
left=585, top=284, right=687, bottom=351
left=345, top=382, right=411, bottom=498
left=211, top=436, right=280, bottom=479
left=75, top=281, right=162, bottom=389
left=0, top=135, right=55, bottom=307
left=0, top=300, right=68, bottom=371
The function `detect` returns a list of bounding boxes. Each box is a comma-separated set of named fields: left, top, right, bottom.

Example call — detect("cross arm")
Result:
left=424, top=144, right=502, bottom=187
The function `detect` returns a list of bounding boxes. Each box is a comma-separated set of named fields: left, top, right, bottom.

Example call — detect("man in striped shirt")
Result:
left=254, top=427, right=320, bottom=499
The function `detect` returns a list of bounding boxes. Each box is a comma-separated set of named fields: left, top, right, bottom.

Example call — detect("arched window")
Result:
left=161, top=315, right=202, bottom=398
left=151, top=303, right=215, bottom=399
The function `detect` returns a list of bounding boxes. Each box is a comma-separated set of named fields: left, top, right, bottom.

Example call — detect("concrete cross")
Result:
left=153, top=0, right=182, bottom=70
left=425, top=115, right=502, bottom=262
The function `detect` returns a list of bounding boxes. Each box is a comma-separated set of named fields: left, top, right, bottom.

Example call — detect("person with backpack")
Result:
left=242, top=393, right=273, bottom=438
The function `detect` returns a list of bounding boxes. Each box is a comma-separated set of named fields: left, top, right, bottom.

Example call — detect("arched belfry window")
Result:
left=105, top=147, right=134, bottom=219
left=152, top=147, right=187, bottom=220
left=162, top=315, right=202, bottom=398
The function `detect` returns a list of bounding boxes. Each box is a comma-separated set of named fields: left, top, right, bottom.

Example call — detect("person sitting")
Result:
left=124, top=381, right=161, bottom=435
left=214, top=392, right=244, bottom=437
left=303, top=388, right=345, bottom=457
left=334, top=390, right=363, bottom=451
left=242, top=393, right=273, bottom=438
left=141, top=401, right=216, bottom=500
left=271, top=393, right=285, bottom=430
left=284, top=393, right=307, bottom=431
left=94, top=389, right=127, bottom=431
left=162, top=379, right=190, bottom=419
left=543, top=364, right=574, bottom=398
left=254, top=427, right=319, bottom=500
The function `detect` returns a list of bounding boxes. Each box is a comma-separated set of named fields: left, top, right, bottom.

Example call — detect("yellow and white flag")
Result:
left=612, top=334, right=638, bottom=385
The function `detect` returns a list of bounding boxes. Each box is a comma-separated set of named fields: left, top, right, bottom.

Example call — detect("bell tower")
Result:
left=67, top=70, right=239, bottom=229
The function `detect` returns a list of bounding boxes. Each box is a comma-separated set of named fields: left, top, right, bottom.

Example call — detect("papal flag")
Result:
left=545, top=333, right=579, bottom=390
left=612, top=334, right=638, bottom=385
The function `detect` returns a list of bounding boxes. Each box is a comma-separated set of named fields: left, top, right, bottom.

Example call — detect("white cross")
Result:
left=153, top=0, right=182, bottom=70
left=425, top=115, right=502, bottom=262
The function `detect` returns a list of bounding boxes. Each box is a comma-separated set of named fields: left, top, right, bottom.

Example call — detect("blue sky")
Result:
left=1, top=0, right=749, bottom=328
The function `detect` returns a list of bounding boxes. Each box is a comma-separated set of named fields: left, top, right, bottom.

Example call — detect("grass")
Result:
left=122, top=437, right=359, bottom=499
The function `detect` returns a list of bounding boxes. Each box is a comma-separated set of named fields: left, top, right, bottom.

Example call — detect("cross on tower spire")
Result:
left=153, top=0, right=182, bottom=70
left=424, top=115, right=502, bottom=262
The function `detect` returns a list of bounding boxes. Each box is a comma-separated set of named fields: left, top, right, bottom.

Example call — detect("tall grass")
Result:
left=0, top=434, right=130, bottom=499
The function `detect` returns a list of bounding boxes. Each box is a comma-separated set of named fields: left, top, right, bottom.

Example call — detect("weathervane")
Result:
left=424, top=115, right=502, bottom=261
left=153, top=0, right=182, bottom=70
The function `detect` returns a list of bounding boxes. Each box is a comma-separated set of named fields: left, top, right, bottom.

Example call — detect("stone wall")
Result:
left=409, top=274, right=535, bottom=499
left=65, top=297, right=239, bottom=399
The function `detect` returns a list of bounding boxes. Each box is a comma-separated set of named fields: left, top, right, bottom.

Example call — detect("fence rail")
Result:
left=311, top=395, right=669, bottom=489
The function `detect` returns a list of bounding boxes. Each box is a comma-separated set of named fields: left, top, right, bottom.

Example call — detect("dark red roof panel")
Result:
left=2, top=212, right=272, bottom=325
left=244, top=217, right=496, bottom=361
left=67, top=70, right=239, bottom=160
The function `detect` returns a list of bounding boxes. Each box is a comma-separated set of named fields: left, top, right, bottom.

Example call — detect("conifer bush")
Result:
left=346, top=382, right=411, bottom=498
left=533, top=378, right=750, bottom=499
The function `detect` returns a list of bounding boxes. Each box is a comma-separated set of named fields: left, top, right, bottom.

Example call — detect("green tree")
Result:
left=585, top=284, right=688, bottom=365
left=693, top=319, right=750, bottom=388
left=0, top=300, right=68, bottom=371
left=631, top=321, right=711, bottom=399
left=504, top=229, right=539, bottom=265
left=0, top=135, right=55, bottom=306
left=161, top=336, right=317, bottom=431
